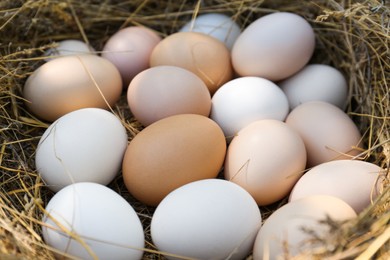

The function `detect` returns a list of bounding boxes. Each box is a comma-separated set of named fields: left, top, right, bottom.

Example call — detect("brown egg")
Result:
left=150, top=32, right=233, bottom=95
left=122, top=114, right=227, bottom=206
left=285, top=101, right=363, bottom=167
left=23, top=55, right=122, bottom=122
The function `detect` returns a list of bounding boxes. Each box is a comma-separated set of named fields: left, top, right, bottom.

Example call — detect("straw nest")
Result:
left=0, top=0, right=389, bottom=259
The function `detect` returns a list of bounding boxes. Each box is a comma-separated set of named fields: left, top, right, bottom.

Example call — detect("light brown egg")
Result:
left=285, top=101, right=363, bottom=167
left=150, top=32, right=233, bottom=95
left=122, top=114, right=227, bottom=206
left=127, top=66, right=211, bottom=126
left=23, top=55, right=122, bottom=122
left=224, top=119, right=306, bottom=206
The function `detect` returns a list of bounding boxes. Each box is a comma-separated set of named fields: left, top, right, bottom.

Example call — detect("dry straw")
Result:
left=0, top=0, right=389, bottom=259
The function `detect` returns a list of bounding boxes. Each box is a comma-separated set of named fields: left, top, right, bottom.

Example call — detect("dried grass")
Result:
left=0, top=0, right=389, bottom=259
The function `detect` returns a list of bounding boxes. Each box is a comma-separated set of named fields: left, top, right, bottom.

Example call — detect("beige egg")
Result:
left=253, top=195, right=357, bottom=260
left=23, top=55, right=122, bottom=122
left=150, top=32, right=233, bottom=95
left=102, top=26, right=162, bottom=87
left=127, top=66, right=211, bottom=126
left=224, top=119, right=306, bottom=206
left=122, top=114, right=226, bottom=206
left=285, top=101, right=363, bottom=167
left=289, top=160, right=384, bottom=213
left=232, top=12, right=315, bottom=81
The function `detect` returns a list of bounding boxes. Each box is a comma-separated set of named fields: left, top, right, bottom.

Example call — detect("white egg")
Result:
left=151, top=179, right=262, bottom=260
left=42, top=182, right=145, bottom=259
left=210, top=76, right=289, bottom=140
left=253, top=195, right=356, bottom=260
left=279, top=64, right=348, bottom=109
left=45, top=39, right=95, bottom=61
left=36, top=108, right=128, bottom=192
left=179, top=13, right=241, bottom=50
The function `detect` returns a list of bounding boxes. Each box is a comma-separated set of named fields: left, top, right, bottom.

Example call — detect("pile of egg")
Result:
left=25, top=12, right=385, bottom=259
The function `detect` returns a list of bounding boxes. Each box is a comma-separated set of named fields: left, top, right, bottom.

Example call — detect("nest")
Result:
left=0, top=0, right=389, bottom=259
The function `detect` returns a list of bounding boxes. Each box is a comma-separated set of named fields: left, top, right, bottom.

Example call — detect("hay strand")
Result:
left=1, top=0, right=389, bottom=259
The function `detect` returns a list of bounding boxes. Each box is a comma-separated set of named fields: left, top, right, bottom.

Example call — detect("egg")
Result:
left=253, top=195, right=356, bottom=260
left=23, top=55, right=122, bottom=122
left=36, top=108, right=128, bottom=192
left=279, top=64, right=348, bottom=109
left=122, top=114, right=226, bottom=206
left=102, top=26, right=162, bottom=87
left=150, top=32, right=233, bottom=94
left=127, top=66, right=211, bottom=126
left=179, top=13, right=241, bottom=50
left=285, top=101, right=363, bottom=167
left=289, top=160, right=384, bottom=213
left=224, top=120, right=306, bottom=206
left=232, top=12, right=315, bottom=81
left=42, top=182, right=145, bottom=259
left=44, top=39, right=96, bottom=61
left=151, top=179, right=262, bottom=260
left=210, top=76, right=289, bottom=140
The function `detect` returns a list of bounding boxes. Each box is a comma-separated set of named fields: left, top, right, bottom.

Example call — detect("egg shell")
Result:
left=253, top=195, right=356, bottom=260
left=23, top=55, right=122, bottom=122
left=102, top=26, right=162, bottom=87
left=151, top=179, right=262, bottom=260
left=225, top=119, right=307, bottom=206
left=232, top=12, right=315, bottom=81
left=289, top=160, right=384, bottom=213
left=279, top=64, right=348, bottom=109
left=122, top=114, right=227, bottom=206
left=44, top=39, right=96, bottom=61
left=285, top=101, right=363, bottom=167
left=210, top=76, right=289, bottom=140
left=127, top=66, right=211, bottom=126
left=42, top=182, right=145, bottom=259
left=150, top=31, right=233, bottom=94
left=36, top=108, right=128, bottom=192
left=179, top=13, right=241, bottom=50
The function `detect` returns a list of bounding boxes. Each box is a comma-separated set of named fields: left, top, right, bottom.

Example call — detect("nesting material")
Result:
left=0, top=0, right=389, bottom=259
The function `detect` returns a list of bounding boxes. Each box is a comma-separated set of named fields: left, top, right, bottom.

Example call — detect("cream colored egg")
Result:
left=289, top=160, right=385, bottom=213
left=253, top=195, right=356, bottom=260
left=232, top=12, right=315, bottom=81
